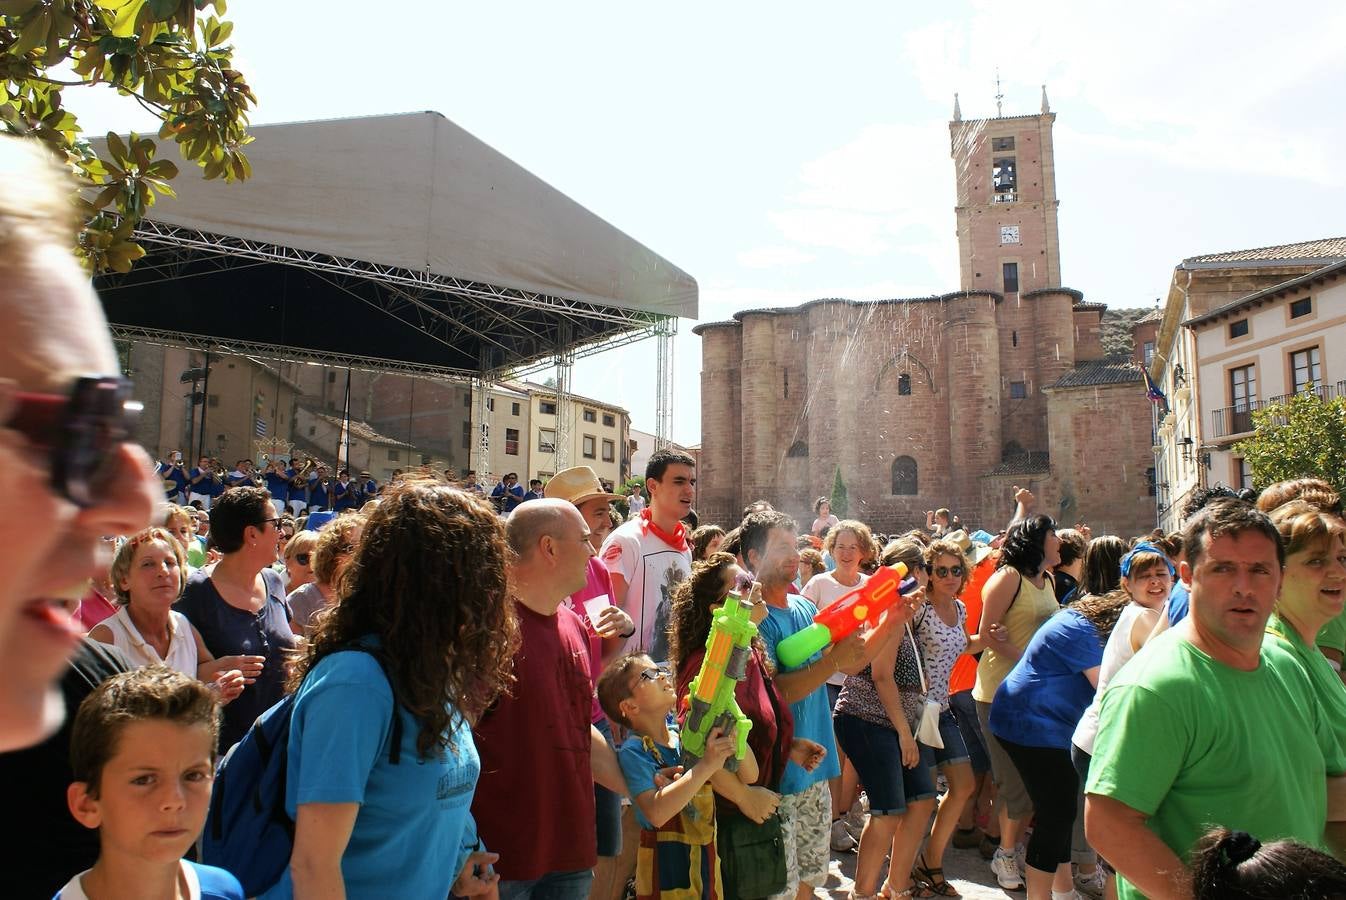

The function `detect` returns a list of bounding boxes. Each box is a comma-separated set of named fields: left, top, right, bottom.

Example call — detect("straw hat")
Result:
left=944, top=529, right=995, bottom=567
left=543, top=466, right=621, bottom=506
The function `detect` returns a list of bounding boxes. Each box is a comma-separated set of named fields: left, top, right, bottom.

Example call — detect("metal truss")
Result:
left=554, top=335, right=575, bottom=471
left=654, top=318, right=677, bottom=449
left=109, top=324, right=480, bottom=382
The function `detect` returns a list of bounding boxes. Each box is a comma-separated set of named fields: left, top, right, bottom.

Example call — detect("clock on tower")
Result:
left=1000, top=225, right=1020, bottom=244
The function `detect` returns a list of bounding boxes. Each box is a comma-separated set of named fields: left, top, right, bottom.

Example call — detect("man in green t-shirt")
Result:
left=1086, top=501, right=1346, bottom=900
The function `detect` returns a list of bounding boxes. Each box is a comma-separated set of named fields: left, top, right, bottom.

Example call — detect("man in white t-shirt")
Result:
left=599, top=449, right=694, bottom=661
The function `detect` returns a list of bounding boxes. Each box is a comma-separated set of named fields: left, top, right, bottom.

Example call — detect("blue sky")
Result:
left=67, top=0, right=1346, bottom=443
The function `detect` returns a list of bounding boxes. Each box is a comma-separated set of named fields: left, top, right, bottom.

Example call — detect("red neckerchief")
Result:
left=640, top=507, right=688, bottom=553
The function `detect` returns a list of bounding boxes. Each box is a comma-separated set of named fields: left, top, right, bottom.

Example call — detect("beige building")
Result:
left=521, top=382, right=629, bottom=488
left=1148, top=238, right=1346, bottom=530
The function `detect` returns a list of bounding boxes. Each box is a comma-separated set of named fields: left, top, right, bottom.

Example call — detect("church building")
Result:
left=694, top=92, right=1158, bottom=537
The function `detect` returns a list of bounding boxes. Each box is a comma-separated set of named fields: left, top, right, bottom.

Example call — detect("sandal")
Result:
left=914, top=853, right=960, bottom=897
left=882, top=881, right=936, bottom=899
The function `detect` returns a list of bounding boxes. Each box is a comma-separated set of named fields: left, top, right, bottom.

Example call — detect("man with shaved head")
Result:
left=473, top=499, right=626, bottom=900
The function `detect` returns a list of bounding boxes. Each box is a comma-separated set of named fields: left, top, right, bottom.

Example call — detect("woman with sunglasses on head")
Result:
left=0, top=137, right=160, bottom=752
left=90, top=526, right=251, bottom=703
left=973, top=514, right=1062, bottom=892
left=176, top=486, right=297, bottom=751
left=288, top=513, right=365, bottom=637
left=283, top=530, right=318, bottom=595
left=909, top=538, right=977, bottom=897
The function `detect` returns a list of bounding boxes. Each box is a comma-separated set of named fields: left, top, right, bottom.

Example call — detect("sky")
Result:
left=65, top=0, right=1346, bottom=444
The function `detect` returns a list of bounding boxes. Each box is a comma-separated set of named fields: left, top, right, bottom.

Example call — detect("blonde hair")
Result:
left=284, top=529, right=319, bottom=562
left=313, top=512, right=364, bottom=586
left=824, top=519, right=877, bottom=563
left=109, top=527, right=189, bottom=605
left=0, top=136, right=80, bottom=258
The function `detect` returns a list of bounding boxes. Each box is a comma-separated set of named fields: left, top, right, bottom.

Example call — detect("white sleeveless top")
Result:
left=100, top=606, right=199, bottom=676
left=1072, top=602, right=1147, bottom=755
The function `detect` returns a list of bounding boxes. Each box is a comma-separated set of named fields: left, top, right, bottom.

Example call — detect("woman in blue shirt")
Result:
left=267, top=477, right=519, bottom=899
left=989, top=592, right=1127, bottom=900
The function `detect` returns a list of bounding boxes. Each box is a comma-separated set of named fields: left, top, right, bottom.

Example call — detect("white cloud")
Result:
left=736, top=245, right=817, bottom=269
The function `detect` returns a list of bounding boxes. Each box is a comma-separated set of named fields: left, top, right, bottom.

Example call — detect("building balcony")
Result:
left=992, top=191, right=1017, bottom=204
left=1210, top=401, right=1264, bottom=439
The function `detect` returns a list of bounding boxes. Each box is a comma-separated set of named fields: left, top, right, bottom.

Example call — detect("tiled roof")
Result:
left=312, top=412, right=413, bottom=448
left=1046, top=355, right=1142, bottom=389
left=983, top=451, right=1051, bottom=477
left=1183, top=237, right=1346, bottom=265
left=1138, top=307, right=1163, bottom=323
left=1184, top=258, right=1346, bottom=328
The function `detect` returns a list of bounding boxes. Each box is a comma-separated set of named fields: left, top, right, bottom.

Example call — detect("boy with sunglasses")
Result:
left=598, top=653, right=752, bottom=900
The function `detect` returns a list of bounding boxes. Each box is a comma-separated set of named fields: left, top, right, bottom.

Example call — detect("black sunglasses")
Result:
left=637, top=665, right=670, bottom=683
left=933, top=565, right=965, bottom=579
left=9, top=376, right=142, bottom=507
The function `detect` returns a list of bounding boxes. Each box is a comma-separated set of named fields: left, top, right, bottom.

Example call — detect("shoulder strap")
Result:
left=904, top=623, right=930, bottom=695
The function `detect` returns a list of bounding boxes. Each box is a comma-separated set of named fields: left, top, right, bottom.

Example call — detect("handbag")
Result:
left=907, top=622, right=944, bottom=750
left=718, top=808, right=787, bottom=900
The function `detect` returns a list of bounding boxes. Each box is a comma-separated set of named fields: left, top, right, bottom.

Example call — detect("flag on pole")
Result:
left=1142, top=366, right=1167, bottom=408
left=255, top=417, right=267, bottom=437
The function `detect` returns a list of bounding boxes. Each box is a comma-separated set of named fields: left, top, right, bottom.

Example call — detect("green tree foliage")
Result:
left=830, top=466, right=848, bottom=518
left=1233, top=391, right=1346, bottom=498
left=1, top=0, right=255, bottom=272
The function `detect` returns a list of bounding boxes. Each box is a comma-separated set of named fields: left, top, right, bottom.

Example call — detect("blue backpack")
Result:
left=201, top=646, right=404, bottom=896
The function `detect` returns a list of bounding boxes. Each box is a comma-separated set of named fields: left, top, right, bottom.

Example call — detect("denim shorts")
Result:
left=949, top=689, right=991, bottom=775
left=834, top=712, right=936, bottom=815
left=919, top=709, right=971, bottom=770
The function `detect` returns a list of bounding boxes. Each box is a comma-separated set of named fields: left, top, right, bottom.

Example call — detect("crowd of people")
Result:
left=7, top=130, right=1346, bottom=900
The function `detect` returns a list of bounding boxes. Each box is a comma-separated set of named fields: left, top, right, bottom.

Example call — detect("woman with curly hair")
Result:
left=272, top=478, right=518, bottom=898
left=973, top=514, right=1062, bottom=891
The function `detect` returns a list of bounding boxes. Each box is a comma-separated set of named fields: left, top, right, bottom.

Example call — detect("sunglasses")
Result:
left=294, top=553, right=311, bottom=566
left=933, top=565, right=965, bottom=579
left=8, top=376, right=142, bottom=507
left=637, top=665, right=670, bottom=683
left=256, top=517, right=284, bottom=530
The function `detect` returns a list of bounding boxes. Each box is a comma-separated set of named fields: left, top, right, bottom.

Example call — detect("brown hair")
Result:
left=824, top=519, right=877, bottom=563
left=1191, top=826, right=1346, bottom=899
left=1069, top=589, right=1131, bottom=646
left=313, top=511, right=365, bottom=587
left=109, top=527, right=189, bottom=605
left=881, top=538, right=925, bottom=572
left=1269, top=501, right=1346, bottom=560
left=690, top=525, right=726, bottom=562
left=291, top=478, right=519, bottom=759
left=1256, top=478, right=1342, bottom=517
left=596, top=652, right=651, bottom=729
left=798, top=549, right=825, bottom=582
left=1055, top=528, right=1087, bottom=568
left=1184, top=501, right=1284, bottom=570
left=70, top=666, right=220, bottom=795
left=668, top=552, right=770, bottom=676
left=1081, top=535, right=1129, bottom=596
left=924, top=539, right=970, bottom=594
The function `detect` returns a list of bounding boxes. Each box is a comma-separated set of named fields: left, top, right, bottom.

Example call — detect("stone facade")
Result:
left=695, top=103, right=1158, bottom=537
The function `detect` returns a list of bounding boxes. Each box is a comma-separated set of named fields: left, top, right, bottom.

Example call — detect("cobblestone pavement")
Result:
left=819, top=841, right=1020, bottom=900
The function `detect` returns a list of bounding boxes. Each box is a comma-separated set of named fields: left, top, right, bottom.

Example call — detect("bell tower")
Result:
left=950, top=85, right=1061, bottom=296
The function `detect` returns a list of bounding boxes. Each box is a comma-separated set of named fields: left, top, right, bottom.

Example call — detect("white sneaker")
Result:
left=1074, top=867, right=1106, bottom=900
left=831, top=818, right=858, bottom=852
left=991, top=848, right=1024, bottom=890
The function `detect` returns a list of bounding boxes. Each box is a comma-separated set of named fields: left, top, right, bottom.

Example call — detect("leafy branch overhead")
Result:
left=1, top=0, right=255, bottom=272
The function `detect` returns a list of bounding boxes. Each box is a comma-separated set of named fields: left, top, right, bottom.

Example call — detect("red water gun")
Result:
left=776, top=563, right=914, bottom=667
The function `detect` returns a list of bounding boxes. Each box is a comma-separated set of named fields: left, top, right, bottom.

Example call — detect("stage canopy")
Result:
left=95, top=111, right=698, bottom=379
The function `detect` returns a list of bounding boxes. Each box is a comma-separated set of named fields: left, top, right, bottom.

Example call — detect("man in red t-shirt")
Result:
left=473, top=499, right=628, bottom=900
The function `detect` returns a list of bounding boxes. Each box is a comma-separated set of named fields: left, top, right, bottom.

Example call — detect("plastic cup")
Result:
left=582, top=595, right=611, bottom=628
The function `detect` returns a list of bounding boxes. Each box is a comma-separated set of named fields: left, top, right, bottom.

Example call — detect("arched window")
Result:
left=898, top=374, right=912, bottom=396
left=787, top=441, right=809, bottom=458
left=892, top=456, right=918, bottom=495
